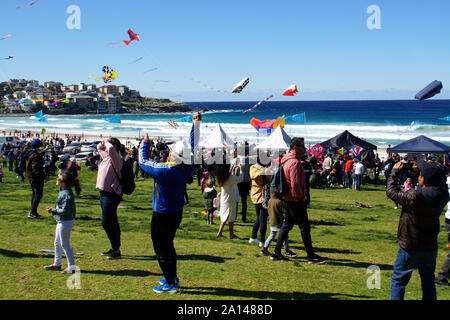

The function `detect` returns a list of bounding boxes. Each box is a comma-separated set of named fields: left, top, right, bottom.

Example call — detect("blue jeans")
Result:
left=353, top=174, right=362, bottom=191
left=391, top=247, right=437, bottom=300
left=100, top=191, right=122, bottom=251
left=344, top=171, right=352, bottom=188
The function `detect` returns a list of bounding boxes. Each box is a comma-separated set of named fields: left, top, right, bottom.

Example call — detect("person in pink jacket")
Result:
left=96, top=138, right=124, bottom=260
left=270, top=137, right=327, bottom=264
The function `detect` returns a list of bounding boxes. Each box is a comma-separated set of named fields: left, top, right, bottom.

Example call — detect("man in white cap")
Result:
left=139, top=112, right=201, bottom=294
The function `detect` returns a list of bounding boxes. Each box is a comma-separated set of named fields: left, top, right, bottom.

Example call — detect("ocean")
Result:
left=0, top=99, right=449, bottom=149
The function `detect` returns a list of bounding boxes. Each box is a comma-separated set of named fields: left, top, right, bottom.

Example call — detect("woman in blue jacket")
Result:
left=139, top=113, right=201, bottom=294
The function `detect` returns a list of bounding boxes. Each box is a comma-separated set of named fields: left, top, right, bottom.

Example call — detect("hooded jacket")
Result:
left=387, top=168, right=449, bottom=251
left=281, top=152, right=307, bottom=202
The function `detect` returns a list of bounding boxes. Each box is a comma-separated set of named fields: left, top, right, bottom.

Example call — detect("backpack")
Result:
left=112, top=158, right=136, bottom=195
left=270, top=158, right=294, bottom=197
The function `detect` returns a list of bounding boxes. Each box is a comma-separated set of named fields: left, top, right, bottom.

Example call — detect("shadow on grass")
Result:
left=82, top=269, right=159, bottom=277
left=310, top=220, right=346, bottom=226
left=0, top=248, right=40, bottom=258
left=286, top=245, right=361, bottom=255
left=77, top=216, right=101, bottom=221
left=291, top=257, right=393, bottom=271
left=181, top=286, right=371, bottom=300
left=122, top=254, right=232, bottom=263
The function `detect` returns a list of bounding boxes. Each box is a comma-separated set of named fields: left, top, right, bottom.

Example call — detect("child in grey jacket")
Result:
left=44, top=172, right=78, bottom=274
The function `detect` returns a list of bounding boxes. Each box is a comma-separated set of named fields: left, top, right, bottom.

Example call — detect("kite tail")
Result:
left=88, top=74, right=104, bottom=81
left=106, top=41, right=125, bottom=48
left=123, top=40, right=132, bottom=46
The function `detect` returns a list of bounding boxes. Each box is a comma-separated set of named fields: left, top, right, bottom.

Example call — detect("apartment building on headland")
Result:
left=0, top=79, right=142, bottom=114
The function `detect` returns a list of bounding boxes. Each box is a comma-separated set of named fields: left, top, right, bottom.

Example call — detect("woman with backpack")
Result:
left=96, top=138, right=125, bottom=260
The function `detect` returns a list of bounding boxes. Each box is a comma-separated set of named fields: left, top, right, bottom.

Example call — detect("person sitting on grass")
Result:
left=44, top=172, right=78, bottom=274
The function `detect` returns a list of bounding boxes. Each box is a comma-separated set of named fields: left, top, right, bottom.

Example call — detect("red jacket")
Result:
left=281, top=152, right=307, bottom=202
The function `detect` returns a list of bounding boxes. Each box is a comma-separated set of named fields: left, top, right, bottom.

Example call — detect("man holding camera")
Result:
left=387, top=159, right=449, bottom=300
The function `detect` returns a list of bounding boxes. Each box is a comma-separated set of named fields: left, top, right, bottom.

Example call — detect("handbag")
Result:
left=213, top=192, right=221, bottom=209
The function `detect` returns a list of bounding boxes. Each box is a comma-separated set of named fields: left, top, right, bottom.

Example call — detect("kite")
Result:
left=243, top=95, right=274, bottom=113
left=89, top=66, right=117, bottom=83
left=128, top=57, right=143, bottom=64
left=179, top=115, right=193, bottom=123
left=17, top=0, right=40, bottom=10
left=39, top=249, right=82, bottom=255
left=38, top=115, right=48, bottom=123
left=350, top=145, right=365, bottom=158
left=250, top=117, right=285, bottom=134
left=415, top=80, right=443, bottom=101
left=107, top=29, right=140, bottom=48
left=1, top=56, right=13, bottom=60
left=282, top=84, right=299, bottom=96
left=168, top=120, right=179, bottom=128
left=0, top=34, right=11, bottom=41
left=283, top=113, right=305, bottom=123
left=353, top=202, right=372, bottom=209
left=438, top=115, right=450, bottom=121
left=52, top=99, right=70, bottom=105
left=232, top=77, right=250, bottom=93
left=35, top=110, right=43, bottom=119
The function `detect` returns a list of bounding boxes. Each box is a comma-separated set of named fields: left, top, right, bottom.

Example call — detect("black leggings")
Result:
left=251, top=203, right=268, bottom=243
left=151, top=210, right=183, bottom=285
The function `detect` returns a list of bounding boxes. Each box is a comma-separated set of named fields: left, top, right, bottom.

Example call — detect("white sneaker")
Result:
left=394, top=206, right=398, bottom=209
left=258, top=241, right=264, bottom=248
left=249, top=238, right=259, bottom=245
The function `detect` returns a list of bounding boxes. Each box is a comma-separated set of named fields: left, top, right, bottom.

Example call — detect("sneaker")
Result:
left=394, top=206, right=398, bottom=209
left=28, top=213, right=40, bottom=219
left=62, top=266, right=77, bottom=274
left=101, top=249, right=114, bottom=256
left=307, top=255, right=328, bottom=264
left=249, top=238, right=261, bottom=245
left=153, top=282, right=179, bottom=293
left=285, top=249, right=298, bottom=258
left=260, top=248, right=271, bottom=256
left=44, top=264, right=61, bottom=271
left=435, top=279, right=449, bottom=287
left=258, top=241, right=264, bottom=248
left=158, top=277, right=179, bottom=286
left=106, top=250, right=121, bottom=260
left=270, top=252, right=289, bottom=261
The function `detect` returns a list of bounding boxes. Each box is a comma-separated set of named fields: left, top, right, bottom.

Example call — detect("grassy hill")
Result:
left=0, top=165, right=449, bottom=300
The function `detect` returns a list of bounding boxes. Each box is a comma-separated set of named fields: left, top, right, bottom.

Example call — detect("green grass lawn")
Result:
left=0, top=166, right=449, bottom=300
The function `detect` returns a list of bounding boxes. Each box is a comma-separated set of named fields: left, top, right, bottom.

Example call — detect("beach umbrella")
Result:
left=414, top=80, right=443, bottom=101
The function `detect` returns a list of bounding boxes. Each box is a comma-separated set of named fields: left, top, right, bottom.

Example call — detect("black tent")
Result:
left=387, top=135, right=450, bottom=154
left=319, top=130, right=377, bottom=151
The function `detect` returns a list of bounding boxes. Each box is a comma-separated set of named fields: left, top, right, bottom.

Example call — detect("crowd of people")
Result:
left=1, top=117, right=449, bottom=299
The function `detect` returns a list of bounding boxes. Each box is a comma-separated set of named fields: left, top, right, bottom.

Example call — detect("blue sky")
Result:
left=0, top=0, right=449, bottom=101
